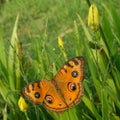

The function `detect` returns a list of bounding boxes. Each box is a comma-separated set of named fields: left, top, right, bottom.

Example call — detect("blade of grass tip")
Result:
left=0, top=80, right=14, bottom=106
left=83, top=81, right=94, bottom=101
left=41, top=43, right=50, bottom=75
left=112, top=69, right=120, bottom=100
left=25, top=112, right=30, bottom=120
left=32, top=38, right=46, bottom=78
left=77, top=14, right=93, bottom=43
left=102, top=3, right=118, bottom=27
left=82, top=112, right=94, bottom=120
left=82, top=95, right=101, bottom=119
left=2, top=104, right=8, bottom=120
left=60, top=109, right=80, bottom=120
left=8, top=13, right=19, bottom=90
left=111, top=65, right=120, bottom=89
left=74, top=21, right=83, bottom=56
left=68, top=108, right=79, bottom=120
left=101, top=88, right=110, bottom=120
left=34, top=106, right=40, bottom=120
left=0, top=80, right=8, bottom=102
left=0, top=32, right=6, bottom=64
left=105, top=80, right=120, bottom=110
left=49, top=112, right=59, bottom=120
left=106, top=75, right=120, bottom=109
left=60, top=111, right=70, bottom=120
left=73, top=20, right=80, bottom=56
left=0, top=33, right=8, bottom=80
left=15, top=33, right=21, bottom=90
left=100, top=3, right=115, bottom=55
left=112, top=113, right=120, bottom=120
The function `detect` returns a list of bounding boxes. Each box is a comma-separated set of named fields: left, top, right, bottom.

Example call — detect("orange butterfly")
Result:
left=22, top=56, right=85, bottom=113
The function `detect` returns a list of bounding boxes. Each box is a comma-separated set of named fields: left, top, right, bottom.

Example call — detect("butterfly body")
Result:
left=22, top=56, right=85, bottom=113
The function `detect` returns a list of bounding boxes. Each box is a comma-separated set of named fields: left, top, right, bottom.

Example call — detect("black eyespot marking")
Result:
left=45, top=95, right=54, bottom=104
left=71, top=71, right=78, bottom=78
left=59, top=103, right=62, bottom=106
left=37, top=82, right=40, bottom=88
left=68, top=82, right=77, bottom=92
left=62, top=67, right=67, bottom=73
left=34, top=92, right=40, bottom=98
left=26, top=85, right=30, bottom=93
left=66, top=62, right=73, bottom=68
left=72, top=59, right=79, bottom=65
left=69, top=97, right=72, bottom=101
left=31, top=84, right=34, bottom=91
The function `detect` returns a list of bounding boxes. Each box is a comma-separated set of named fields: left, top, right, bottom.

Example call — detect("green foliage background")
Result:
left=0, top=0, right=120, bottom=120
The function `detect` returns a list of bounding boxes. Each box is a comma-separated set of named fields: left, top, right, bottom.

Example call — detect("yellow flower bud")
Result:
left=18, top=96, right=28, bottom=112
left=58, top=37, right=64, bottom=49
left=88, top=4, right=99, bottom=31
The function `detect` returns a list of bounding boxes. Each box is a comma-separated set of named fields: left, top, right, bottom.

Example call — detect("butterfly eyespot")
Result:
left=69, top=97, right=72, bottom=101
left=34, top=92, right=40, bottom=98
left=71, top=71, right=78, bottom=78
left=59, top=103, right=62, bottom=106
left=68, top=82, right=77, bottom=92
left=45, top=95, right=54, bottom=104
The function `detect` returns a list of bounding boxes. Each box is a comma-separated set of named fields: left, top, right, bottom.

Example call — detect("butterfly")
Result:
left=22, top=56, right=85, bottom=113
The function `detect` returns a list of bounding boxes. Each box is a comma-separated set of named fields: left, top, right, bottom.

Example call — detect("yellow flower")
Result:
left=18, top=96, right=28, bottom=112
left=88, top=4, right=99, bottom=31
left=58, top=36, right=64, bottom=49
left=57, top=36, right=67, bottom=60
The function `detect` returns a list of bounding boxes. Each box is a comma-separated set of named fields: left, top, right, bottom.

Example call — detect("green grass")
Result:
left=0, top=0, right=120, bottom=120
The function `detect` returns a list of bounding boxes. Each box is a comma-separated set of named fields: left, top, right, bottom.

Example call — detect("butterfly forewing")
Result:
left=53, top=57, right=85, bottom=107
left=54, top=57, right=85, bottom=83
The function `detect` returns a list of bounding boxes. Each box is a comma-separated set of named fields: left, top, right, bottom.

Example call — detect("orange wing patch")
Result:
left=22, top=56, right=85, bottom=113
